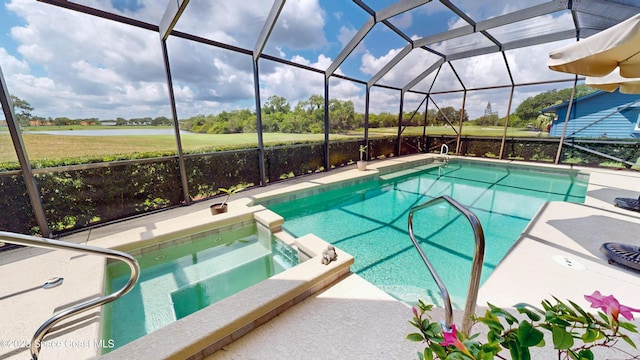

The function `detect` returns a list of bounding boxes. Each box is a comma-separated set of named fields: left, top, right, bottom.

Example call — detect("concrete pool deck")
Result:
left=1, top=154, right=639, bottom=359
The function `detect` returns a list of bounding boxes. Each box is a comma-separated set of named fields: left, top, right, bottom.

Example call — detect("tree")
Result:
left=263, top=95, right=290, bottom=114
left=484, top=102, right=494, bottom=117
left=10, top=95, right=33, bottom=126
left=514, top=84, right=595, bottom=124
left=53, top=117, right=72, bottom=126
left=152, top=116, right=172, bottom=126
left=328, top=98, right=355, bottom=132
left=476, top=102, right=500, bottom=126
left=435, top=107, right=468, bottom=125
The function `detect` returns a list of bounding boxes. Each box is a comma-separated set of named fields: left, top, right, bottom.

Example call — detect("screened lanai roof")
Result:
left=2, top=0, right=640, bottom=121
left=38, top=0, right=640, bottom=91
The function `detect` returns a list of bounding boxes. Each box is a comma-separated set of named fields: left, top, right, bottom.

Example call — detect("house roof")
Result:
left=540, top=91, right=607, bottom=113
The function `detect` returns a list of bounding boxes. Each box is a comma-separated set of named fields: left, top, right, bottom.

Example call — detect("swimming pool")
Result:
left=265, top=160, right=589, bottom=307
left=102, top=221, right=298, bottom=351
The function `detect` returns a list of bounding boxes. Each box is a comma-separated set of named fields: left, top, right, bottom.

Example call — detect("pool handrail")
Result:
left=0, top=231, right=140, bottom=360
left=407, top=195, right=485, bottom=335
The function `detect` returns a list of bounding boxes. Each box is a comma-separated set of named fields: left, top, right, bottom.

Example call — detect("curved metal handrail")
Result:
left=407, top=195, right=485, bottom=335
left=440, top=143, right=449, bottom=156
left=0, top=231, right=139, bottom=360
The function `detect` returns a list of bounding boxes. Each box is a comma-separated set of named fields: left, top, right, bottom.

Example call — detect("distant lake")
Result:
left=23, top=129, right=192, bottom=136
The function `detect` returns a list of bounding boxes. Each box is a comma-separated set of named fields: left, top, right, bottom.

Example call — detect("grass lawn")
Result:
left=0, top=125, right=545, bottom=163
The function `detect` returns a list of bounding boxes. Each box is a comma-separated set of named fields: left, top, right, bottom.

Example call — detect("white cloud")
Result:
left=338, top=25, right=357, bottom=49
left=391, top=12, right=413, bottom=29
left=4, top=0, right=171, bottom=119
left=360, top=48, right=403, bottom=76
left=270, top=0, right=327, bottom=51
left=0, top=47, right=29, bottom=74
left=0, top=0, right=580, bottom=123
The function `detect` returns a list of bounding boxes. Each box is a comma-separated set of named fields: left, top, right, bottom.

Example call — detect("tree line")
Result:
left=179, top=94, right=470, bottom=134
left=474, top=85, right=596, bottom=129
left=7, top=85, right=594, bottom=133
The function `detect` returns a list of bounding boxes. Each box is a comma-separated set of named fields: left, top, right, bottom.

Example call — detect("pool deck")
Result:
left=1, top=154, right=640, bottom=359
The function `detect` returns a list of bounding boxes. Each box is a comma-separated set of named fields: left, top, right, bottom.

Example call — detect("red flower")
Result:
left=440, top=324, right=472, bottom=356
left=412, top=306, right=419, bottom=319
left=584, top=291, right=640, bottom=322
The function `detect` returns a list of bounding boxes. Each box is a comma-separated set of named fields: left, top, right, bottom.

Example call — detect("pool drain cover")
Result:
left=551, top=255, right=585, bottom=270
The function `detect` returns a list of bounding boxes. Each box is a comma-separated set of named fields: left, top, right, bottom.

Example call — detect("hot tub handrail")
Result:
left=0, top=231, right=140, bottom=360
left=407, top=195, right=485, bottom=336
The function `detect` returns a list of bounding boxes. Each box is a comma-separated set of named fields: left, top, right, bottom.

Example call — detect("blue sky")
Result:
left=0, top=0, right=577, bottom=121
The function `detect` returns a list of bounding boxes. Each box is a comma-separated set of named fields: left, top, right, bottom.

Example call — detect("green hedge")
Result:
left=185, top=150, right=261, bottom=198
left=1, top=136, right=637, bottom=238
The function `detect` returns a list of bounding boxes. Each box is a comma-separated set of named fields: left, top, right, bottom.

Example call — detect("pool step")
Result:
left=379, top=163, right=444, bottom=180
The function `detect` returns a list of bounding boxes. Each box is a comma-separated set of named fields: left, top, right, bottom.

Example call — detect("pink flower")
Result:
left=412, top=306, right=419, bottom=319
left=440, top=324, right=471, bottom=355
left=584, top=291, right=640, bottom=322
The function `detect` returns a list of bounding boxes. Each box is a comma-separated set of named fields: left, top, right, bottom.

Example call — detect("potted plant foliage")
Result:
left=357, top=144, right=368, bottom=171
left=210, top=186, right=240, bottom=215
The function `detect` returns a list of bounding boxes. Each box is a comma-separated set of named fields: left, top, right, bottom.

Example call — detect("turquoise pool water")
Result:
left=266, top=160, right=589, bottom=307
left=103, top=223, right=298, bottom=351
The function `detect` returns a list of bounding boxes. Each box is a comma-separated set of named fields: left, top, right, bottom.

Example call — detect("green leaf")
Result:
left=426, top=321, right=442, bottom=337
left=488, top=304, right=519, bottom=325
left=567, top=299, right=592, bottom=322
left=619, top=321, right=638, bottom=333
left=536, top=338, right=546, bottom=348
left=422, top=347, right=433, bottom=360
left=514, top=303, right=544, bottom=314
left=508, top=344, right=521, bottom=360
left=551, top=327, right=574, bottom=349
left=517, top=320, right=545, bottom=347
left=479, top=317, right=505, bottom=333
left=446, top=353, right=473, bottom=360
left=429, top=343, right=447, bottom=358
left=515, top=305, right=542, bottom=322
left=407, top=333, right=424, bottom=342
left=546, top=313, right=571, bottom=327
left=487, top=329, right=505, bottom=343
left=597, top=312, right=610, bottom=324
left=622, top=335, right=637, bottom=349
left=581, top=328, right=598, bottom=343
left=576, top=349, right=594, bottom=360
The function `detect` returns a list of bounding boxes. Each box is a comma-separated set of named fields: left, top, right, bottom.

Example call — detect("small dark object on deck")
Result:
left=321, top=245, right=337, bottom=265
left=614, top=196, right=640, bottom=212
left=600, top=242, right=640, bottom=271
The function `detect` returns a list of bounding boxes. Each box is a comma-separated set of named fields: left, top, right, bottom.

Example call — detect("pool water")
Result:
left=103, top=223, right=298, bottom=351
left=266, top=160, right=588, bottom=307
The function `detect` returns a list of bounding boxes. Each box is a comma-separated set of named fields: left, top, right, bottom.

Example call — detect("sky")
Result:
left=0, top=0, right=581, bottom=122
